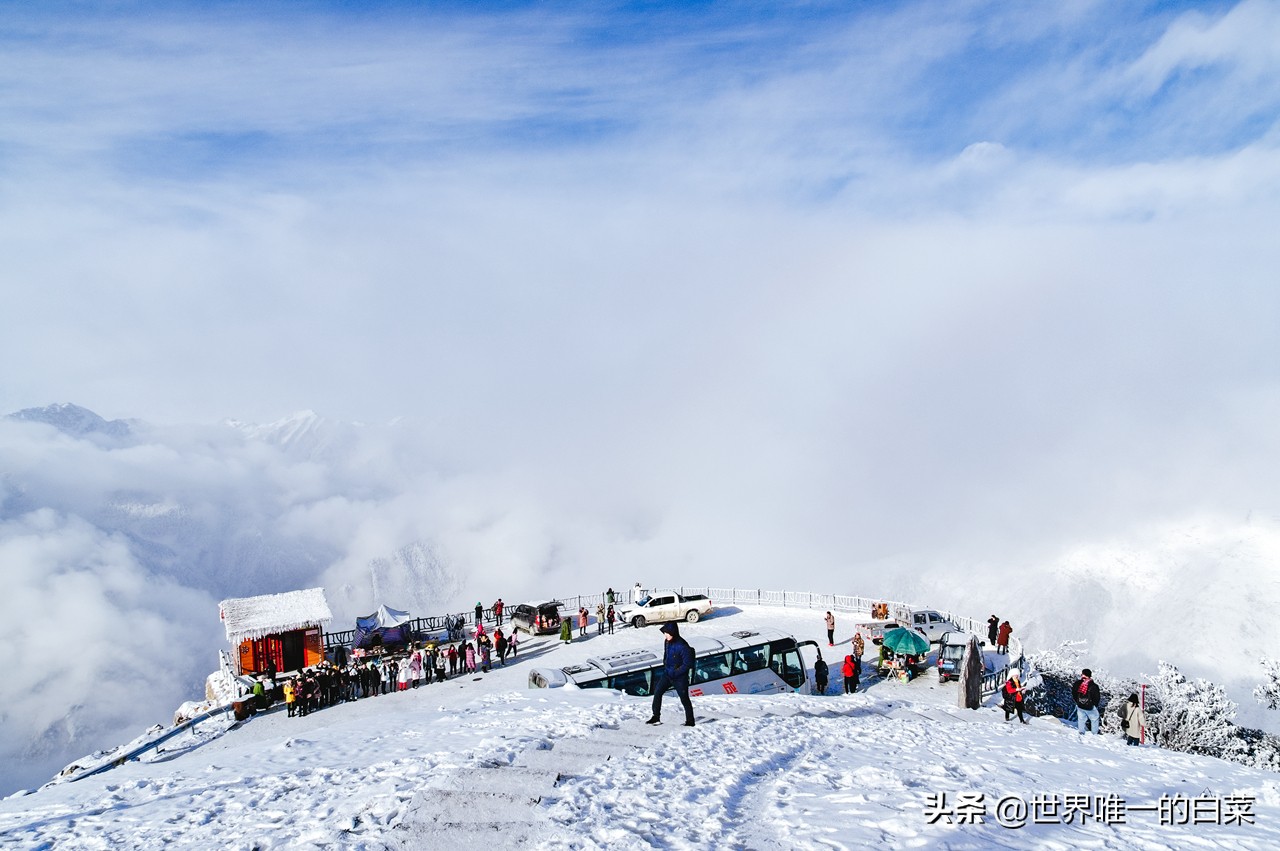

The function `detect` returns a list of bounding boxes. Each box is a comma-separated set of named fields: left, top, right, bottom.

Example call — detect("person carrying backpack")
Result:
left=1073, top=668, right=1101, bottom=734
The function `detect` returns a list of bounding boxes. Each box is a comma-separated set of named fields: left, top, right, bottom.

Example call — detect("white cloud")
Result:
left=1127, top=0, right=1280, bottom=93
left=3, top=0, right=1280, bottom=793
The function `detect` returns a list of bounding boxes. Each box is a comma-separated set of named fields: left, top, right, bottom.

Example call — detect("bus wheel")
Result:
left=685, top=610, right=700, bottom=623
left=632, top=616, right=646, bottom=629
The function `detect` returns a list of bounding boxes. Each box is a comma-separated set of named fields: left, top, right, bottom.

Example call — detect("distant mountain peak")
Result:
left=6, top=403, right=132, bottom=440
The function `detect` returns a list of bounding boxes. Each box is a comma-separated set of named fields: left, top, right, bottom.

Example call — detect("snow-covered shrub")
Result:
left=1025, top=641, right=1139, bottom=732
left=1256, top=656, right=1280, bottom=711
left=1147, top=662, right=1245, bottom=762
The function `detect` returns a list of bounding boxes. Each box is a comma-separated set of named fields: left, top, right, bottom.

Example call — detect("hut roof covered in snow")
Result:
left=219, top=587, right=332, bottom=644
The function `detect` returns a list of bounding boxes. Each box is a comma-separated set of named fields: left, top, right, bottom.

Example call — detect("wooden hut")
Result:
left=220, top=587, right=332, bottom=676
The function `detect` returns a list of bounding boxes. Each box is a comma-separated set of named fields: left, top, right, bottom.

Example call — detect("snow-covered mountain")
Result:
left=2, top=608, right=1277, bottom=849
left=6, top=402, right=134, bottom=442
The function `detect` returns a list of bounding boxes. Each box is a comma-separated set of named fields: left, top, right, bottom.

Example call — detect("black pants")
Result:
left=1004, top=702, right=1025, bottom=722
left=844, top=677, right=858, bottom=694
left=827, top=629, right=834, bottom=645
left=652, top=672, right=695, bottom=725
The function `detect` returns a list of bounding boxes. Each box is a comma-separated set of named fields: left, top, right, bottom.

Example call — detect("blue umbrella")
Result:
left=882, top=627, right=930, bottom=656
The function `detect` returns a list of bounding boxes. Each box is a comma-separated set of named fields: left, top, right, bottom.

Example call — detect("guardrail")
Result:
left=68, top=703, right=234, bottom=783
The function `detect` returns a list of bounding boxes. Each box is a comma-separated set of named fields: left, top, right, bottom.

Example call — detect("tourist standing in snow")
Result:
left=987, top=615, right=999, bottom=647
left=814, top=652, right=829, bottom=695
left=842, top=655, right=859, bottom=693
left=560, top=616, right=573, bottom=644
left=1002, top=674, right=1027, bottom=723
left=481, top=642, right=492, bottom=673
left=852, top=632, right=864, bottom=667
left=825, top=611, right=836, bottom=647
left=997, top=621, right=1012, bottom=655
left=475, top=602, right=484, bottom=625
left=494, top=598, right=504, bottom=625
left=1073, top=669, right=1102, bottom=734
left=284, top=678, right=296, bottom=717
left=508, top=630, right=519, bottom=657
left=633, top=582, right=645, bottom=604
left=578, top=607, right=588, bottom=637
left=607, top=604, right=616, bottom=634
left=465, top=643, right=476, bottom=673
left=495, top=629, right=507, bottom=665
left=647, top=622, right=696, bottom=727
left=252, top=678, right=266, bottom=711
left=606, top=588, right=615, bottom=606
left=1120, top=693, right=1145, bottom=745
left=596, top=603, right=606, bottom=634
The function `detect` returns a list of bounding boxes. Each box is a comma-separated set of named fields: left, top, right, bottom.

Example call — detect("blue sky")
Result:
left=3, top=0, right=1272, bottom=195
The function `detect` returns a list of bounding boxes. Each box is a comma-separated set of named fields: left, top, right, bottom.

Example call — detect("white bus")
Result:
left=527, top=629, right=819, bottom=697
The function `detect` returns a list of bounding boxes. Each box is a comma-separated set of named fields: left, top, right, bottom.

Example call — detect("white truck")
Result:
left=618, top=591, right=714, bottom=628
left=856, top=604, right=959, bottom=646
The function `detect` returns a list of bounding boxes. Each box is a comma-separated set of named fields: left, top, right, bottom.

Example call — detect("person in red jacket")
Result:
left=1002, top=674, right=1027, bottom=723
left=842, top=655, right=860, bottom=693
left=997, top=621, right=1012, bottom=655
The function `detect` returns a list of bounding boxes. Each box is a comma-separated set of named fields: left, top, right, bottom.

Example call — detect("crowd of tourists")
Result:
left=249, top=619, right=522, bottom=719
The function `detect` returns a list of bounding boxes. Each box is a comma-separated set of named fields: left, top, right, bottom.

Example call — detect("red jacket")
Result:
left=997, top=623, right=1012, bottom=644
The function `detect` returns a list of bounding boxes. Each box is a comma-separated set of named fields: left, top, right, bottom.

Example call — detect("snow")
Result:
left=2, top=607, right=1277, bottom=849
left=219, top=587, right=332, bottom=644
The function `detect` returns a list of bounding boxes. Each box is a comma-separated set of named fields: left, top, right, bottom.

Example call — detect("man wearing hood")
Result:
left=647, top=622, right=696, bottom=727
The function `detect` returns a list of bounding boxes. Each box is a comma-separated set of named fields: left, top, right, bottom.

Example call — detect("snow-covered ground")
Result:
left=2, top=607, right=1277, bottom=850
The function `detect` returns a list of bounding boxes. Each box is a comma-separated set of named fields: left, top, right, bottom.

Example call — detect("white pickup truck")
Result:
left=618, top=591, right=714, bottom=628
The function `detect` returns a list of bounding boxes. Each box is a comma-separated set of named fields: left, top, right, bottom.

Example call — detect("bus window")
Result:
left=609, top=670, right=652, bottom=697
left=732, top=646, right=767, bottom=675
left=575, top=677, right=608, bottom=690
left=770, top=648, right=805, bottom=690
left=691, top=652, right=731, bottom=685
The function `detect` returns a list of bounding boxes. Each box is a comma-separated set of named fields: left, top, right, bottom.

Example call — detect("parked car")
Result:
left=617, top=591, right=713, bottom=628
left=510, top=601, right=565, bottom=635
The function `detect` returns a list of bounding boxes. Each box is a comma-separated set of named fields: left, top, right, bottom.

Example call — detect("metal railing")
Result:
left=68, top=703, right=234, bottom=783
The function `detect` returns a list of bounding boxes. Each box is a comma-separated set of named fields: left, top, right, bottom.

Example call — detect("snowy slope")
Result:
left=2, top=608, right=1277, bottom=850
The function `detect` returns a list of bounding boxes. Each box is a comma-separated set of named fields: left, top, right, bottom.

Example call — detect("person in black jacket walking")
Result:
left=647, top=622, right=696, bottom=727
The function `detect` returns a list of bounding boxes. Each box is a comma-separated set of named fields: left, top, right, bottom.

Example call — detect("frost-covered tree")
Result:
left=1025, top=641, right=1139, bottom=731
left=1148, top=662, right=1245, bottom=761
left=1255, top=656, right=1280, bottom=711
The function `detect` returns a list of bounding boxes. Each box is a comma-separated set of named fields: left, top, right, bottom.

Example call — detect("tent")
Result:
left=354, top=604, right=413, bottom=649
